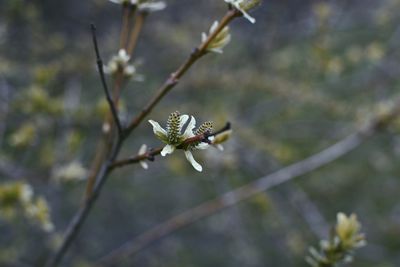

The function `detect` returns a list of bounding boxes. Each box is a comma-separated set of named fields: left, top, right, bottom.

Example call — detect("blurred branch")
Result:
left=120, top=4, right=136, bottom=50
left=95, top=99, right=400, bottom=266
left=91, top=24, right=123, bottom=137
left=45, top=10, right=240, bottom=267
left=127, top=11, right=147, bottom=56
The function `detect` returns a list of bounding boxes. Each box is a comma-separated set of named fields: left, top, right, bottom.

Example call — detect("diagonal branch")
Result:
left=124, top=9, right=240, bottom=136
left=95, top=100, right=400, bottom=266
left=91, top=24, right=123, bottom=137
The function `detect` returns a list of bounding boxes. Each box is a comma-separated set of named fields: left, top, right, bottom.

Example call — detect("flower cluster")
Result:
left=0, top=182, right=54, bottom=232
left=149, top=111, right=215, bottom=172
left=306, top=212, right=366, bottom=267
left=202, top=21, right=231, bottom=54
left=225, top=0, right=261, bottom=23
left=108, top=0, right=166, bottom=13
left=104, top=49, right=143, bottom=80
left=52, top=161, right=88, bottom=183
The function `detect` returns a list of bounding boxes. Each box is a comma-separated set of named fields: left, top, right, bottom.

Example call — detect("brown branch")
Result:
left=110, top=147, right=162, bottom=170
left=95, top=101, right=400, bottom=266
left=127, top=11, right=147, bottom=56
left=120, top=4, right=136, bottom=50
left=124, top=9, right=240, bottom=136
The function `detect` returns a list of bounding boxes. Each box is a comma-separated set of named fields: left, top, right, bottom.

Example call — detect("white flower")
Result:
left=138, top=144, right=149, bottom=169
left=336, top=212, right=366, bottom=249
left=224, top=0, right=261, bottom=24
left=149, top=112, right=212, bottom=172
left=104, top=49, right=142, bottom=80
left=202, top=21, right=231, bottom=54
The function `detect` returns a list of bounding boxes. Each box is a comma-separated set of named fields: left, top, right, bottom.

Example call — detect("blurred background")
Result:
left=1, top=0, right=400, bottom=266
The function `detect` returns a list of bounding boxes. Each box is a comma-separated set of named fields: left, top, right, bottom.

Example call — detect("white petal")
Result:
left=118, top=49, right=130, bottom=62
left=225, top=0, right=256, bottom=24
left=139, top=2, right=166, bottom=12
left=201, top=32, right=207, bottom=43
left=210, top=48, right=223, bottom=54
left=161, top=144, right=175, bottom=156
left=210, top=21, right=219, bottom=33
left=241, top=10, right=256, bottom=24
left=183, top=116, right=196, bottom=138
left=337, top=212, right=346, bottom=224
left=184, top=150, right=202, bottom=172
left=140, top=161, right=149, bottom=170
left=216, top=144, right=224, bottom=151
left=148, top=120, right=167, bottom=136
left=179, top=114, right=189, bottom=131
left=195, top=142, right=210, bottom=150
left=138, top=144, right=147, bottom=154
left=124, top=65, right=136, bottom=76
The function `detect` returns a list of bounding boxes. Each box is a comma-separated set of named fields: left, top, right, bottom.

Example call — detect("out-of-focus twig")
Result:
left=95, top=100, right=400, bottom=266
left=127, top=11, right=147, bottom=56
left=120, top=4, right=136, bottom=49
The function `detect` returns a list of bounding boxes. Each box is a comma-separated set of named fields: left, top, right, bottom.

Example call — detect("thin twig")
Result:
left=120, top=4, right=136, bottom=50
left=110, top=147, right=162, bottom=170
left=91, top=24, right=123, bottom=137
left=95, top=102, right=400, bottom=266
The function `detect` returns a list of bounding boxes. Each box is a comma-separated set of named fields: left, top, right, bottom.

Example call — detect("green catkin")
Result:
left=195, top=121, right=213, bottom=135
left=167, top=111, right=181, bottom=144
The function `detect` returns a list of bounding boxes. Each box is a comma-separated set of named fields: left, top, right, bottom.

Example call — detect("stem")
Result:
left=127, top=11, right=147, bottom=56
left=110, top=147, right=162, bottom=170
left=119, top=4, right=135, bottom=50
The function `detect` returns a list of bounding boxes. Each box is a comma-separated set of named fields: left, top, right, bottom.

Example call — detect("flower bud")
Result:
left=202, top=21, right=231, bottom=54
